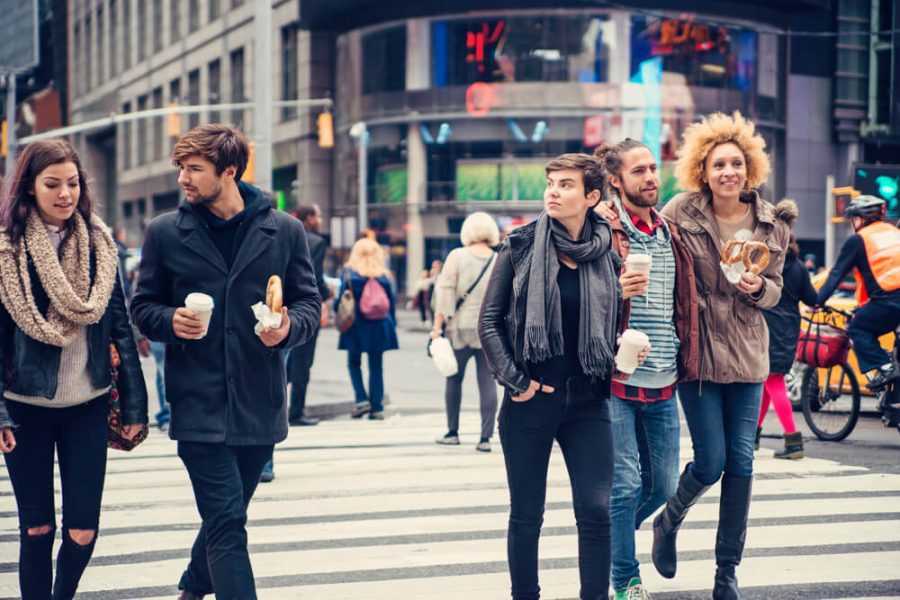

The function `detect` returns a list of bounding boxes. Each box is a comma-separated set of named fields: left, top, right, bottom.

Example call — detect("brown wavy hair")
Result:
left=674, top=111, right=771, bottom=192
left=172, top=124, right=250, bottom=181
left=0, top=139, right=94, bottom=244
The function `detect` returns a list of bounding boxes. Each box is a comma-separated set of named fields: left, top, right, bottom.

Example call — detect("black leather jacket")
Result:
left=478, top=221, right=552, bottom=395
left=0, top=260, right=148, bottom=428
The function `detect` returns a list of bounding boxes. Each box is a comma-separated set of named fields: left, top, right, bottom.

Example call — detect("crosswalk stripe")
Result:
left=1, top=412, right=897, bottom=599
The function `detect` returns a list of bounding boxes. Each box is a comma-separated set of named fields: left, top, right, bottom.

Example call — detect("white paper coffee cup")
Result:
left=616, top=328, right=651, bottom=375
left=625, top=253, right=652, bottom=275
left=185, top=292, right=215, bottom=338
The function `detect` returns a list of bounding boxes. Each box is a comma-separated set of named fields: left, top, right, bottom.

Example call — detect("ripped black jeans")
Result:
left=4, top=396, right=108, bottom=600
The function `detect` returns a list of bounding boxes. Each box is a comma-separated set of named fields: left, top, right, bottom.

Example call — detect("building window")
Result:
left=431, top=15, right=613, bottom=87
left=122, top=101, right=132, bottom=169
left=123, top=0, right=131, bottom=70
left=137, top=1, right=146, bottom=62
left=209, top=0, right=220, bottom=22
left=281, top=26, right=298, bottom=120
left=362, top=26, right=405, bottom=94
left=188, top=0, right=199, bottom=32
left=629, top=16, right=757, bottom=91
left=96, top=6, right=104, bottom=85
left=153, top=87, right=164, bottom=160
left=230, top=47, right=245, bottom=126
left=137, top=95, right=148, bottom=164
left=231, top=0, right=243, bottom=7
left=187, top=69, right=200, bottom=128
left=85, top=15, right=92, bottom=91
left=208, top=59, right=221, bottom=123
left=169, top=77, right=182, bottom=138
left=153, top=0, right=163, bottom=52
left=109, top=0, right=117, bottom=76
left=170, top=0, right=180, bottom=42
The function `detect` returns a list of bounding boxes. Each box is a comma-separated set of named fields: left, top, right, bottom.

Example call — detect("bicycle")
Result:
left=797, top=305, right=861, bottom=441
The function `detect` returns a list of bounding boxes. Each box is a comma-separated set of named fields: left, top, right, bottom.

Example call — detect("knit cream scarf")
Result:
left=0, top=210, right=118, bottom=347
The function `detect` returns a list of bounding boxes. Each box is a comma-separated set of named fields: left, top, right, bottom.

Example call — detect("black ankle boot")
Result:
left=713, top=565, right=740, bottom=600
left=652, top=464, right=712, bottom=579
left=712, top=474, right=753, bottom=600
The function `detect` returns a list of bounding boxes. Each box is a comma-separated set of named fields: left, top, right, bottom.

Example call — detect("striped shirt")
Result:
left=615, top=199, right=680, bottom=390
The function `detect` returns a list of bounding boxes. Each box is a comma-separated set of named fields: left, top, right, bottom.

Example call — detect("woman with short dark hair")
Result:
left=479, top=153, right=621, bottom=599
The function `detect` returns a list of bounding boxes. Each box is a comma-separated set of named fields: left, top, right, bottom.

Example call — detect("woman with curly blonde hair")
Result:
left=651, top=112, right=789, bottom=599
left=337, top=238, right=398, bottom=419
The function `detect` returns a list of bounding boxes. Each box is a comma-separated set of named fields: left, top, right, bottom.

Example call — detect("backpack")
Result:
left=359, top=277, right=390, bottom=320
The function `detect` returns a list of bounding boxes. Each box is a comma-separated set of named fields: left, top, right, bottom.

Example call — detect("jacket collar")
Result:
left=174, top=182, right=275, bottom=276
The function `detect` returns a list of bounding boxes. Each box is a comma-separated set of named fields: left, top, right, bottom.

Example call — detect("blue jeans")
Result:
left=348, top=351, right=384, bottom=412
left=678, top=381, right=762, bottom=485
left=150, top=341, right=169, bottom=426
left=609, top=395, right=680, bottom=591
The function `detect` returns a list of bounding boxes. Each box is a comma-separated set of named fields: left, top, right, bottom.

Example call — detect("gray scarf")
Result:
left=523, top=211, right=620, bottom=378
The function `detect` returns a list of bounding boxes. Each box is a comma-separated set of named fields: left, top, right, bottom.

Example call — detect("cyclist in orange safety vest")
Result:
left=816, top=195, right=900, bottom=390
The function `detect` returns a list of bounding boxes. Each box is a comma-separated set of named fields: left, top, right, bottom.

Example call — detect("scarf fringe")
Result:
left=580, top=336, right=615, bottom=378
left=524, top=324, right=564, bottom=363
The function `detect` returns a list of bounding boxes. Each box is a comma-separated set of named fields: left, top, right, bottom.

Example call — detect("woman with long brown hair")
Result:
left=0, top=139, right=147, bottom=599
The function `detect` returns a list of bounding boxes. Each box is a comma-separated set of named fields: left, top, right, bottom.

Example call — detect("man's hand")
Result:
left=620, top=270, right=650, bottom=300
left=259, top=308, right=291, bottom=347
left=136, top=338, right=151, bottom=357
left=172, top=308, right=206, bottom=340
left=511, top=380, right=555, bottom=403
left=737, top=271, right=764, bottom=296
left=594, top=201, right=616, bottom=222
left=0, top=428, right=16, bottom=453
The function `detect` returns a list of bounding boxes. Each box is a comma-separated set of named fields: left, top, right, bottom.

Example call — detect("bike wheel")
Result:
left=801, top=363, right=861, bottom=441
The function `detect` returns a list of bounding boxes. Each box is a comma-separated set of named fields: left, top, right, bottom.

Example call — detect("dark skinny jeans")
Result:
left=4, top=396, right=109, bottom=600
left=498, top=379, right=613, bottom=600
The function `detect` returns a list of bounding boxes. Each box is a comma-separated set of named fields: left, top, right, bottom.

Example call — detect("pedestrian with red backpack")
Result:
left=335, top=238, right=398, bottom=420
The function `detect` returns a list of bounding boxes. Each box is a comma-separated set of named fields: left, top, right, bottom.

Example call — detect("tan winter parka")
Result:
left=660, top=190, right=789, bottom=384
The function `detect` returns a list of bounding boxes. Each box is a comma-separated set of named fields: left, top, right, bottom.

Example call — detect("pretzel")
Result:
left=266, top=275, right=283, bottom=313
left=720, top=240, right=744, bottom=265
left=741, top=241, right=770, bottom=275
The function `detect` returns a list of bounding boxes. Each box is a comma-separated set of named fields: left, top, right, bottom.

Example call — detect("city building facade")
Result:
left=59, top=0, right=897, bottom=293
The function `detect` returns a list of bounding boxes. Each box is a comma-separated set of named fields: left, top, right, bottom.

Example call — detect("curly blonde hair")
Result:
left=674, top=111, right=771, bottom=192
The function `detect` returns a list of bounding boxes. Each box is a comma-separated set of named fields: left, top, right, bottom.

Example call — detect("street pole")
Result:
left=253, top=0, right=273, bottom=193
left=825, top=174, right=835, bottom=268
left=3, top=72, right=16, bottom=182
left=350, top=121, right=369, bottom=233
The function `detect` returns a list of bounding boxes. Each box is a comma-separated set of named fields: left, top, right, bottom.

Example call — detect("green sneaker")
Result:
left=612, top=577, right=651, bottom=600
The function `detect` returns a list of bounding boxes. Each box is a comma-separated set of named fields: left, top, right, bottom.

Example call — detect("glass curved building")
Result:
left=300, top=0, right=834, bottom=292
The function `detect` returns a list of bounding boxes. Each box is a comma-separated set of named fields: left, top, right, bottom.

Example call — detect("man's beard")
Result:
left=623, top=187, right=658, bottom=208
left=190, top=182, right=223, bottom=207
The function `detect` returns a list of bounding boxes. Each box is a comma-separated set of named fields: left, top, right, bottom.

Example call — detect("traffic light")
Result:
left=854, top=163, right=900, bottom=220
left=1, top=120, right=7, bottom=158
left=243, top=142, right=255, bottom=183
left=166, top=102, right=182, bottom=138
left=317, top=111, right=334, bottom=149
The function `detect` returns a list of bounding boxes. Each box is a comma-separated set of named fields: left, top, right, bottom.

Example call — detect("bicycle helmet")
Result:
left=844, top=195, right=886, bottom=220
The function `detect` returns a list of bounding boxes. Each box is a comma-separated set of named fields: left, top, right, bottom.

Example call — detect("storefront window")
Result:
left=630, top=16, right=757, bottom=91
left=432, top=15, right=613, bottom=87
left=362, top=26, right=406, bottom=94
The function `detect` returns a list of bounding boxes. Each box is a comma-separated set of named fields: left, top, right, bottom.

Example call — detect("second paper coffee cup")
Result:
left=615, top=329, right=650, bottom=375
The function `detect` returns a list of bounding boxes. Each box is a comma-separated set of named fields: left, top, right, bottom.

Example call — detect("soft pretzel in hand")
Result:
left=741, top=242, right=770, bottom=274
left=721, top=240, right=744, bottom=265
left=266, top=275, right=283, bottom=313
